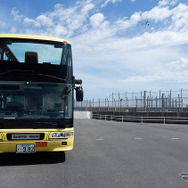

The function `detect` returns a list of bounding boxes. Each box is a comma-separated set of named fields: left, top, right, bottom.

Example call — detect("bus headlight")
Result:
left=52, top=132, right=73, bottom=138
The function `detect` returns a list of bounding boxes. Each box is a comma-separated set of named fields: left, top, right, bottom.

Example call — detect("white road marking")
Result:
left=134, top=138, right=143, bottom=140
left=96, top=138, right=104, bottom=141
left=171, top=138, right=180, bottom=140
left=180, top=172, right=188, bottom=182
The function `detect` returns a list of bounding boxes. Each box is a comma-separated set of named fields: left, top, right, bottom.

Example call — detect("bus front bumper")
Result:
left=0, top=138, right=74, bottom=153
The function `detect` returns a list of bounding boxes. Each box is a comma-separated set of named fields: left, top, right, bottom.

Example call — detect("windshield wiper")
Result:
left=0, top=69, right=66, bottom=82
left=36, top=122, right=59, bottom=128
left=36, top=122, right=57, bottom=126
left=35, top=73, right=66, bottom=82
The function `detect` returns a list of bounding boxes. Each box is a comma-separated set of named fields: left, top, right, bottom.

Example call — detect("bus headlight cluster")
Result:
left=52, top=132, right=73, bottom=138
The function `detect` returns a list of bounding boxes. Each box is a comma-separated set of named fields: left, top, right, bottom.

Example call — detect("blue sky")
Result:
left=0, top=0, right=188, bottom=99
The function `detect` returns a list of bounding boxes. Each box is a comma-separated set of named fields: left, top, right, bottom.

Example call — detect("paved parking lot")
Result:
left=1, top=119, right=188, bottom=188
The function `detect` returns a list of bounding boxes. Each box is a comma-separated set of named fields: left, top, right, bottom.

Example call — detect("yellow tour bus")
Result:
left=0, top=34, right=83, bottom=154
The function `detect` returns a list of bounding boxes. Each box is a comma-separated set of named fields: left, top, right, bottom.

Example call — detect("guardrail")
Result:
left=91, top=114, right=188, bottom=124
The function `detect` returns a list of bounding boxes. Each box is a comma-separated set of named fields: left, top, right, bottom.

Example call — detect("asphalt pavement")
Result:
left=1, top=119, right=188, bottom=188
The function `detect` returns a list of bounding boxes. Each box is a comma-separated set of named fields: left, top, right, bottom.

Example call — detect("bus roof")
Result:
left=0, top=34, right=71, bottom=44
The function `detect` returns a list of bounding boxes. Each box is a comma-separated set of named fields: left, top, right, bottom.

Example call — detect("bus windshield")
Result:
left=0, top=81, right=72, bottom=120
left=0, top=36, right=77, bottom=129
left=0, top=40, right=72, bottom=66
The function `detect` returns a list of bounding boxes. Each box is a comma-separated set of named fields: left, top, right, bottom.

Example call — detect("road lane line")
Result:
left=171, top=138, right=180, bottom=140
left=96, top=138, right=104, bottom=141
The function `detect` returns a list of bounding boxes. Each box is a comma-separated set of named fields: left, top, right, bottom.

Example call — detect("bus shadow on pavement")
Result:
left=0, top=152, right=66, bottom=166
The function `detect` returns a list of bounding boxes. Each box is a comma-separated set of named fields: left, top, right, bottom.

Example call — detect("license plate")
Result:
left=16, top=144, right=35, bottom=153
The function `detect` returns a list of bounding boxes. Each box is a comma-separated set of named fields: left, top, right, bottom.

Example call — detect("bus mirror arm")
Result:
left=74, top=79, right=82, bottom=85
left=72, top=76, right=82, bottom=85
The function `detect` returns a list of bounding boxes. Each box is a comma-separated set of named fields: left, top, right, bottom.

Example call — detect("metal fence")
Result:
left=75, top=89, right=188, bottom=112
left=91, top=114, right=188, bottom=124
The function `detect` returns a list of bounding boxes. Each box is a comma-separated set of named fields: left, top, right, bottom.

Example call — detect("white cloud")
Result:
left=24, top=18, right=41, bottom=28
left=24, top=18, right=35, bottom=25
left=158, top=0, right=179, bottom=7
left=81, top=2, right=95, bottom=13
left=0, top=21, right=8, bottom=28
left=13, top=1, right=95, bottom=37
left=101, top=0, right=122, bottom=8
left=169, top=3, right=188, bottom=31
left=115, top=11, right=141, bottom=30
left=11, top=7, right=24, bottom=22
left=51, top=25, right=68, bottom=37
left=170, top=0, right=179, bottom=6
left=158, top=0, right=170, bottom=6
left=10, top=26, right=17, bottom=33
left=90, top=13, right=105, bottom=27
left=142, top=6, right=172, bottom=22
left=167, top=58, right=188, bottom=70
left=120, top=71, right=188, bottom=83
left=11, top=0, right=188, bottom=40
left=36, top=15, right=53, bottom=27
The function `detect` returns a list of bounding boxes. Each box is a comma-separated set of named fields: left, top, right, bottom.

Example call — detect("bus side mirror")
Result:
left=73, top=77, right=83, bottom=101
left=76, top=87, right=83, bottom=102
